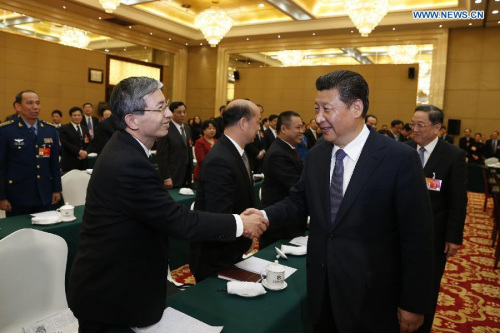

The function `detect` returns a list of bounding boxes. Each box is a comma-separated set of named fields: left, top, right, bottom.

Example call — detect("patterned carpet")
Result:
left=432, top=192, right=500, bottom=333
left=171, top=192, right=500, bottom=332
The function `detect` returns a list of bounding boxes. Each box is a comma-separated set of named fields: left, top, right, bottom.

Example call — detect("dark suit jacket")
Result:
left=213, top=116, right=224, bottom=139
left=156, top=122, right=193, bottom=188
left=387, top=130, right=399, bottom=141
left=68, top=130, right=236, bottom=327
left=189, top=135, right=254, bottom=282
left=87, top=117, right=117, bottom=154
left=303, top=128, right=317, bottom=148
left=407, top=140, right=467, bottom=250
left=244, top=129, right=265, bottom=173
left=80, top=116, right=99, bottom=139
left=263, top=127, right=276, bottom=150
left=260, top=138, right=305, bottom=247
left=441, top=134, right=454, bottom=144
left=60, top=123, right=90, bottom=172
left=468, top=141, right=485, bottom=164
left=264, top=128, right=434, bottom=331
left=458, top=136, right=474, bottom=151
left=484, top=139, right=500, bottom=158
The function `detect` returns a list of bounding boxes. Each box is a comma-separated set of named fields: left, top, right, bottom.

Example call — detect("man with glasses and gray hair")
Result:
left=67, top=76, right=268, bottom=332
left=406, top=105, right=467, bottom=333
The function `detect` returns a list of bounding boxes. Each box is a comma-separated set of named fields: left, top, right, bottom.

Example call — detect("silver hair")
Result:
left=109, top=77, right=164, bottom=130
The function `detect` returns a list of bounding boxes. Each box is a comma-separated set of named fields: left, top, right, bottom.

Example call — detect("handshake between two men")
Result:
left=239, top=208, right=269, bottom=239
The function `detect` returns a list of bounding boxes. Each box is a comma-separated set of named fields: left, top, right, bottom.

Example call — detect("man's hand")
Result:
left=397, top=308, right=424, bottom=333
left=164, top=179, right=173, bottom=189
left=52, top=192, right=61, bottom=205
left=78, top=150, right=88, bottom=160
left=243, top=208, right=262, bottom=216
left=445, top=242, right=460, bottom=257
left=257, top=150, right=265, bottom=159
left=0, top=199, right=12, bottom=211
left=240, top=212, right=268, bottom=239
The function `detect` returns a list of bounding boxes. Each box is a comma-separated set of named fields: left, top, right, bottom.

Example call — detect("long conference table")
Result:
left=0, top=181, right=262, bottom=287
left=102, top=238, right=308, bottom=333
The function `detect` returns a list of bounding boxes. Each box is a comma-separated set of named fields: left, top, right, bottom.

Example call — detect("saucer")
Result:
left=61, top=216, right=77, bottom=222
left=262, top=279, right=287, bottom=291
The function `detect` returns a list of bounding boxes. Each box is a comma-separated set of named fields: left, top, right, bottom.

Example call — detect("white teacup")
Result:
left=261, top=260, right=286, bottom=289
left=57, top=203, right=75, bottom=222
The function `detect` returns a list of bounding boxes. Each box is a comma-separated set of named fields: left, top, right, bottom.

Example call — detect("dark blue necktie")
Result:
left=87, top=117, right=93, bottom=139
left=419, top=147, right=426, bottom=167
left=29, top=126, right=36, bottom=140
left=330, top=149, right=346, bottom=227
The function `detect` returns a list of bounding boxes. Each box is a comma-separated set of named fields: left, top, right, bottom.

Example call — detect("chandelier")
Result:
left=388, top=45, right=419, bottom=64
left=59, top=26, right=90, bottom=49
left=344, top=0, right=390, bottom=37
left=275, top=50, right=305, bottom=67
left=195, top=5, right=233, bottom=47
left=99, top=0, right=121, bottom=13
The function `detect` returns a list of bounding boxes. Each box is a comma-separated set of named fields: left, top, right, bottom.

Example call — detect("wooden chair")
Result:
left=482, top=166, right=499, bottom=212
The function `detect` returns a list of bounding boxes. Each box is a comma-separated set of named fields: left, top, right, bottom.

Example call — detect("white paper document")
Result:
left=131, top=307, right=223, bottom=333
left=235, top=256, right=297, bottom=278
left=289, top=236, right=308, bottom=247
left=23, top=308, right=78, bottom=333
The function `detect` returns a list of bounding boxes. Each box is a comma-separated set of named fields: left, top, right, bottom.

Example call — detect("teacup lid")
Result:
left=267, top=260, right=285, bottom=272
left=60, top=202, right=74, bottom=209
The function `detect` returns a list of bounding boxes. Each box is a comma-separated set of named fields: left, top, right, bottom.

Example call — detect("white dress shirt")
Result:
left=417, top=136, right=439, bottom=167
left=330, top=125, right=370, bottom=195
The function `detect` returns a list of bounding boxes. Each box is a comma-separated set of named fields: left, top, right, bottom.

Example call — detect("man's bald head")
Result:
left=223, top=99, right=259, bottom=128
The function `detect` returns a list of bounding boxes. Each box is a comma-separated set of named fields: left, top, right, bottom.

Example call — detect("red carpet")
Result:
left=171, top=192, right=500, bottom=331
left=432, top=192, right=500, bottom=332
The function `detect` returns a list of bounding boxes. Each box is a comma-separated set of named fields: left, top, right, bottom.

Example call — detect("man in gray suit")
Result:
left=156, top=101, right=193, bottom=188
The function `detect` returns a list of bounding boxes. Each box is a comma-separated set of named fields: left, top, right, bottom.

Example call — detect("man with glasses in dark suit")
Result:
left=68, top=77, right=268, bottom=332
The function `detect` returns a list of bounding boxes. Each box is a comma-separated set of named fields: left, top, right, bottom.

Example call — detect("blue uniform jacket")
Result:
left=0, top=117, right=62, bottom=207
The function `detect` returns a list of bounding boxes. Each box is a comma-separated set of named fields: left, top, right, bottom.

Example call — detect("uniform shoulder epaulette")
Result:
left=41, top=120, right=57, bottom=127
left=0, top=120, right=14, bottom=127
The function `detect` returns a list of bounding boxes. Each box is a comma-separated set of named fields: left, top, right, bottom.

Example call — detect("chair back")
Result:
left=485, top=157, right=499, bottom=165
left=61, top=169, right=91, bottom=206
left=0, top=229, right=68, bottom=332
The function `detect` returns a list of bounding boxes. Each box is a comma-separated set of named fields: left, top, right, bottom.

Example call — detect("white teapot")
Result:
left=57, top=203, right=75, bottom=222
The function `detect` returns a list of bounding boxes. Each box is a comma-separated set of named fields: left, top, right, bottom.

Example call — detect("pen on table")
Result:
left=217, top=288, right=227, bottom=292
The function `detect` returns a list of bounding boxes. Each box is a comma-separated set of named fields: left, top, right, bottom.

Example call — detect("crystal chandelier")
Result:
left=344, top=0, right=390, bottom=37
left=195, top=5, right=233, bottom=47
left=99, top=0, right=121, bottom=13
left=59, top=26, right=90, bottom=49
left=275, top=50, right=305, bottom=67
left=387, top=45, right=419, bottom=64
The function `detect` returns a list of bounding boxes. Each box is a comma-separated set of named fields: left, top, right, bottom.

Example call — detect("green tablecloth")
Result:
left=166, top=239, right=309, bottom=332
left=0, top=181, right=263, bottom=283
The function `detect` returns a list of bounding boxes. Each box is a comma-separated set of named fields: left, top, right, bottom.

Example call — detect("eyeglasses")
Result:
left=409, top=122, right=433, bottom=130
left=133, top=99, right=170, bottom=114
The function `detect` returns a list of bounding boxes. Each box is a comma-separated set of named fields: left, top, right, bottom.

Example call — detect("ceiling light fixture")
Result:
left=387, top=45, right=419, bottom=64
left=99, top=0, right=121, bottom=13
left=276, top=50, right=304, bottom=67
left=344, top=0, right=390, bottom=37
left=195, top=1, right=233, bottom=47
left=59, top=26, right=90, bottom=49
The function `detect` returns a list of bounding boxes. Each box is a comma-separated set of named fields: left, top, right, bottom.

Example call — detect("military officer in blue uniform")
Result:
left=0, top=90, right=62, bottom=217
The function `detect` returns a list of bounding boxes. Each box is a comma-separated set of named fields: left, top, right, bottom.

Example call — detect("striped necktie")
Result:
left=330, top=149, right=346, bottom=227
